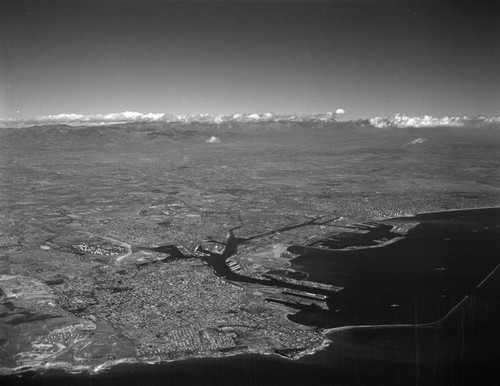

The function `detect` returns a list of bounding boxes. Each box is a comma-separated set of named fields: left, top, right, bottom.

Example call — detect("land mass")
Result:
left=0, top=121, right=499, bottom=375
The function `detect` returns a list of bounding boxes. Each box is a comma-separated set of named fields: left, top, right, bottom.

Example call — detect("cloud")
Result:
left=369, top=114, right=468, bottom=128
left=482, top=116, right=500, bottom=125
left=0, top=111, right=170, bottom=128
left=246, top=113, right=261, bottom=121
left=1, top=111, right=498, bottom=129
left=206, top=136, right=221, bottom=144
left=39, top=111, right=167, bottom=124
left=407, top=138, right=428, bottom=146
left=38, top=113, right=86, bottom=122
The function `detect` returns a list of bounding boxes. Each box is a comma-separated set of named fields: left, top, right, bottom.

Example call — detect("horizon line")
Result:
left=1, top=111, right=499, bottom=130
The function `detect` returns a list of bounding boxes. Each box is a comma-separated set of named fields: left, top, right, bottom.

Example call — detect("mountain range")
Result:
left=1, top=111, right=499, bottom=130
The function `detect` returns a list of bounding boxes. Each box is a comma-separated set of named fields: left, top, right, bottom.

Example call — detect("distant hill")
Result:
left=0, top=120, right=369, bottom=146
left=0, top=114, right=498, bottom=147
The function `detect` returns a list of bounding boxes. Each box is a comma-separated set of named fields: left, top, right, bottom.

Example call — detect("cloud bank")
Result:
left=1, top=110, right=498, bottom=129
left=369, top=114, right=500, bottom=128
left=0, top=111, right=168, bottom=128
left=38, top=111, right=167, bottom=124
left=0, top=110, right=347, bottom=128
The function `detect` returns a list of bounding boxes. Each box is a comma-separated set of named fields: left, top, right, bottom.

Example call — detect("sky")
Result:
left=1, top=0, right=499, bottom=120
